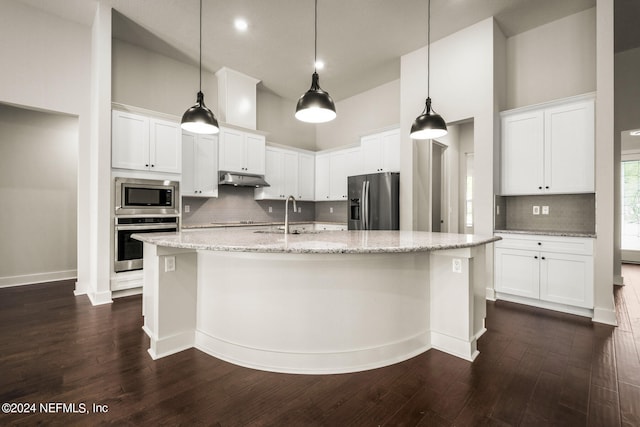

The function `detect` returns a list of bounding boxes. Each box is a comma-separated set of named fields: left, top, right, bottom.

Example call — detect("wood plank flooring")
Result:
left=1, top=265, right=640, bottom=426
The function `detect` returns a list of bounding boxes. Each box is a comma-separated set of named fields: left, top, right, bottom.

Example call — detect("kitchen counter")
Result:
left=137, top=229, right=498, bottom=374
left=135, top=228, right=500, bottom=254
left=181, top=221, right=347, bottom=230
left=494, top=229, right=596, bottom=238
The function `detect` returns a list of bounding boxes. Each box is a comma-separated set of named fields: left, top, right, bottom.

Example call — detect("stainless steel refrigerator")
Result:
left=348, top=172, right=399, bottom=230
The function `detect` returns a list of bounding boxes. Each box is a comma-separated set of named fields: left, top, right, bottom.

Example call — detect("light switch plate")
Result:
left=164, top=256, right=176, bottom=272
left=533, top=206, right=540, bottom=215
left=452, top=258, right=462, bottom=273
left=184, top=205, right=190, bottom=213
left=542, top=206, right=549, bottom=215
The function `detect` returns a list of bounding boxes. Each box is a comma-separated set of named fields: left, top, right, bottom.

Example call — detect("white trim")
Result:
left=496, top=292, right=594, bottom=318
left=87, top=290, right=113, bottom=306
left=592, top=306, right=618, bottom=326
left=0, top=270, right=77, bottom=288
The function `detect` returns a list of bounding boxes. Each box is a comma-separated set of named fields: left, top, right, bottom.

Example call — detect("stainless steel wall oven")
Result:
left=114, top=178, right=180, bottom=273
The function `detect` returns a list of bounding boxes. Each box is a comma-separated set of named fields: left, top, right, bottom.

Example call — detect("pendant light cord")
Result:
left=199, top=0, right=203, bottom=92
left=314, top=0, right=318, bottom=73
left=427, top=0, right=431, bottom=98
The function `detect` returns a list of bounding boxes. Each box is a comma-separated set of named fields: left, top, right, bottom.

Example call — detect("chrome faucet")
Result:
left=284, top=195, right=297, bottom=235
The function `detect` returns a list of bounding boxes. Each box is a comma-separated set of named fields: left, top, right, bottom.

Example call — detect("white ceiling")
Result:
left=19, top=0, right=638, bottom=103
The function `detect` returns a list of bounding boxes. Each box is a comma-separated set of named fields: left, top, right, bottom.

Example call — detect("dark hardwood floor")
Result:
left=1, top=266, right=640, bottom=426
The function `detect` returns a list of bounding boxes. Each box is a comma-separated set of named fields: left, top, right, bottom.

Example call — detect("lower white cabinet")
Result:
left=494, top=233, right=594, bottom=313
left=182, top=132, right=218, bottom=197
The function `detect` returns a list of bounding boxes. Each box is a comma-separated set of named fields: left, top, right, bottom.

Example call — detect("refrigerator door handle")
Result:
left=361, top=181, right=367, bottom=229
left=364, top=180, right=370, bottom=230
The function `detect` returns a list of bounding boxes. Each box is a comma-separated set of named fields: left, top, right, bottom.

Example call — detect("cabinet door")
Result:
left=195, top=135, right=218, bottom=197
left=346, top=147, right=362, bottom=178
left=219, top=128, right=245, bottom=173
left=540, top=252, right=593, bottom=308
left=150, top=118, right=181, bottom=173
left=282, top=151, right=299, bottom=199
left=245, top=133, right=266, bottom=175
left=544, top=100, right=594, bottom=193
left=494, top=248, right=539, bottom=299
left=382, top=129, right=400, bottom=172
left=181, top=133, right=196, bottom=196
left=257, top=148, right=284, bottom=199
left=298, top=153, right=315, bottom=200
left=112, top=111, right=150, bottom=171
left=361, top=134, right=383, bottom=174
left=501, top=111, right=544, bottom=195
left=329, top=151, right=348, bottom=200
left=315, top=154, right=331, bottom=201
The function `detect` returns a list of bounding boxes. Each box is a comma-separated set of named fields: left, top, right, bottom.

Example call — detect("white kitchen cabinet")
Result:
left=182, top=132, right=218, bottom=197
left=255, top=147, right=298, bottom=200
left=315, top=147, right=360, bottom=201
left=218, top=127, right=266, bottom=175
left=361, top=128, right=400, bottom=174
left=494, top=233, right=594, bottom=313
left=500, top=94, right=594, bottom=195
left=298, top=152, right=315, bottom=201
left=112, top=110, right=181, bottom=174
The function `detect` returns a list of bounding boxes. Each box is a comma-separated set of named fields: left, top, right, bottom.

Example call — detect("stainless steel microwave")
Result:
left=114, top=177, right=179, bottom=216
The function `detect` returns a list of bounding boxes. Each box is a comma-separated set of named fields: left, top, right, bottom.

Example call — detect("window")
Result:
left=622, top=158, right=640, bottom=250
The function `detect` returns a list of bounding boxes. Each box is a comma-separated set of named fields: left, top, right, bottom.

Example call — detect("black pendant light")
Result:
left=295, top=0, right=336, bottom=123
left=410, top=0, right=447, bottom=140
left=181, top=0, right=219, bottom=134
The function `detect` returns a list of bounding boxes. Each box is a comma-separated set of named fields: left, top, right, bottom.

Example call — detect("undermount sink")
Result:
left=254, top=229, right=320, bottom=235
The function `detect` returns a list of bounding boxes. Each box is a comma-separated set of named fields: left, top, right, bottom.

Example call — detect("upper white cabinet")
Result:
left=182, top=132, right=218, bottom=197
left=315, top=147, right=361, bottom=201
left=112, top=110, right=181, bottom=174
left=500, top=94, right=594, bottom=195
left=494, top=233, right=594, bottom=312
left=255, top=147, right=316, bottom=201
left=218, top=127, right=266, bottom=175
left=361, top=128, right=400, bottom=174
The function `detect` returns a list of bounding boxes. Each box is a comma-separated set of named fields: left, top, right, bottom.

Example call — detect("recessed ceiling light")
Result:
left=315, top=60, right=324, bottom=70
left=631, top=130, right=640, bottom=136
left=234, top=18, right=248, bottom=32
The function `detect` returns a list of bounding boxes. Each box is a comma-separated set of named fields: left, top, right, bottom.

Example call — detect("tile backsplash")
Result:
left=494, top=193, right=595, bottom=234
left=182, top=186, right=347, bottom=226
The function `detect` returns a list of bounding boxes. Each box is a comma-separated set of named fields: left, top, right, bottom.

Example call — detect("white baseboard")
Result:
left=614, top=275, right=624, bottom=286
left=592, top=307, right=618, bottom=326
left=87, top=290, right=113, bottom=306
left=0, top=270, right=77, bottom=288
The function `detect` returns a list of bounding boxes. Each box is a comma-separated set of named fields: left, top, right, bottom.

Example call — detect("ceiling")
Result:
left=17, top=0, right=639, bottom=102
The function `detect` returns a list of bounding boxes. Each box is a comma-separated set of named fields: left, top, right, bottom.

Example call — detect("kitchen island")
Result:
left=135, top=228, right=499, bottom=374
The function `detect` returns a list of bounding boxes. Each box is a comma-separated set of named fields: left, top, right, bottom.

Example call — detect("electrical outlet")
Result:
left=184, top=205, right=190, bottom=213
left=452, top=258, right=462, bottom=273
left=533, top=206, right=540, bottom=215
left=330, top=207, right=334, bottom=213
left=164, top=256, right=176, bottom=272
left=268, top=206, right=272, bottom=213
left=298, top=207, right=302, bottom=213
left=496, top=205, right=500, bottom=215
left=542, top=206, right=549, bottom=215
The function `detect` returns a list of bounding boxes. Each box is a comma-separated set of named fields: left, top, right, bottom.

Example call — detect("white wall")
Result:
left=0, top=1, right=92, bottom=295
left=401, top=18, right=499, bottom=235
left=506, top=8, right=596, bottom=109
left=0, top=105, right=78, bottom=286
left=316, top=80, right=400, bottom=151
left=257, top=88, right=316, bottom=150
left=112, top=39, right=217, bottom=118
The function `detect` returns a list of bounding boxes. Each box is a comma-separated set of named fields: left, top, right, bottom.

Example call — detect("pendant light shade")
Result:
left=410, top=97, right=447, bottom=139
left=295, top=72, right=336, bottom=123
left=295, top=0, right=336, bottom=123
left=181, top=91, right=219, bottom=134
left=410, top=0, right=447, bottom=140
left=181, top=0, right=219, bottom=135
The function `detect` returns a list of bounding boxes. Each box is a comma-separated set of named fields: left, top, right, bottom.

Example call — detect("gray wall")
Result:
left=0, top=104, right=78, bottom=286
left=505, top=8, right=596, bottom=109
left=316, top=79, right=400, bottom=151
left=257, top=87, right=316, bottom=150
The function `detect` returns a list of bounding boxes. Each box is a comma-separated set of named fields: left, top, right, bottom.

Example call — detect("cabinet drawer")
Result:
left=495, top=233, right=593, bottom=256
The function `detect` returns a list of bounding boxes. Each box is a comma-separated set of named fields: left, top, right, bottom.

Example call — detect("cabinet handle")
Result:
left=538, top=186, right=542, bottom=190
left=541, top=256, right=546, bottom=260
left=151, top=164, right=155, bottom=168
left=538, top=242, right=541, bottom=245
left=145, top=164, right=149, bottom=167
left=545, top=186, right=549, bottom=189
left=534, top=255, right=538, bottom=259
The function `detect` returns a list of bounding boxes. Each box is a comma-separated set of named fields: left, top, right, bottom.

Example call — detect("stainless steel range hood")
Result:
left=219, top=171, right=270, bottom=188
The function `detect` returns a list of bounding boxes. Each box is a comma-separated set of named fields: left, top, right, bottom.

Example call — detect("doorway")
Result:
left=431, top=141, right=446, bottom=232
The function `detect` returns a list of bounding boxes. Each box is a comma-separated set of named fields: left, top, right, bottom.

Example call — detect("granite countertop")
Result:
left=494, top=229, right=596, bottom=238
left=133, top=229, right=501, bottom=254
left=182, top=221, right=347, bottom=230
